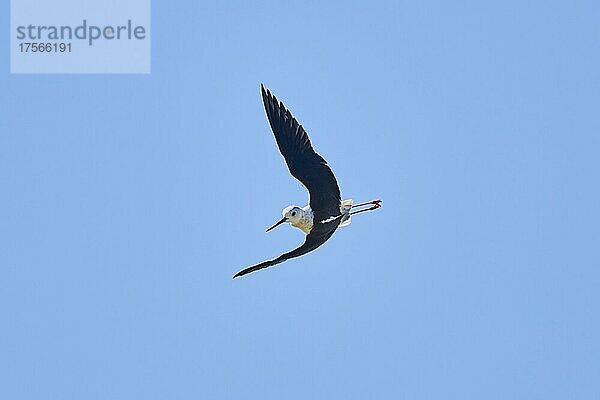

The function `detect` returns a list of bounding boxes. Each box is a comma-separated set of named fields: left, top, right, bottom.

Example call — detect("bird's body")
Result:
left=282, top=199, right=354, bottom=235
left=232, top=85, right=381, bottom=278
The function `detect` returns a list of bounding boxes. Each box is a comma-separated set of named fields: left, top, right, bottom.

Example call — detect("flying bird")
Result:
left=232, top=85, right=381, bottom=278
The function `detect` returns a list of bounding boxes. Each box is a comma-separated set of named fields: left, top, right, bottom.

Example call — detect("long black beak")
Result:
left=266, top=217, right=286, bottom=232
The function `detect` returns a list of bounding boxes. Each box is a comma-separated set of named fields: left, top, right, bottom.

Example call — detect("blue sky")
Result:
left=1, top=1, right=599, bottom=398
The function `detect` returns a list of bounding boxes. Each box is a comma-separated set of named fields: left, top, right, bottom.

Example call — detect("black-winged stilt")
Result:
left=233, top=85, right=381, bottom=278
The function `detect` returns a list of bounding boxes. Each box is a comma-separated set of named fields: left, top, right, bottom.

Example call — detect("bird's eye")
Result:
left=291, top=211, right=296, bottom=216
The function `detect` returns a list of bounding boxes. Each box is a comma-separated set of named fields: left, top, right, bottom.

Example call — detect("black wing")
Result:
left=261, top=84, right=342, bottom=222
left=232, top=218, right=342, bottom=278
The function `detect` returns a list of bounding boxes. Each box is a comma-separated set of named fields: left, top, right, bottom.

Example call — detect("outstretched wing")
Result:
left=232, top=218, right=342, bottom=278
left=261, top=84, right=342, bottom=222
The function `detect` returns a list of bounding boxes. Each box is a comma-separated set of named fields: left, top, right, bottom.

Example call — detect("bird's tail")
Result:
left=339, top=199, right=353, bottom=227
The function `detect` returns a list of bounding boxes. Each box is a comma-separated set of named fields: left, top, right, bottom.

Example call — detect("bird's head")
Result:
left=266, top=205, right=303, bottom=232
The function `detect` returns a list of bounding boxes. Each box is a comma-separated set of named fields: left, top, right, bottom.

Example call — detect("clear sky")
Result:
left=1, top=1, right=599, bottom=399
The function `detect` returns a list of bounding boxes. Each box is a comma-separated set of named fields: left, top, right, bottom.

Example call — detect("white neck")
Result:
left=290, top=206, right=314, bottom=234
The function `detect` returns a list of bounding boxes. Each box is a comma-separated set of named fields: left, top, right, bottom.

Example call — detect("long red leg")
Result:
left=349, top=200, right=382, bottom=215
left=351, top=199, right=382, bottom=208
